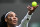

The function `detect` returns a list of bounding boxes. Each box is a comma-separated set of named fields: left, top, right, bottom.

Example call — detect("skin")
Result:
left=27, top=5, right=39, bottom=15
left=5, top=5, right=39, bottom=27
left=5, top=12, right=18, bottom=27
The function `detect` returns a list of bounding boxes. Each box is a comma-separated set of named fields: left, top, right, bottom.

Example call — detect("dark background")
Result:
left=0, top=0, right=40, bottom=27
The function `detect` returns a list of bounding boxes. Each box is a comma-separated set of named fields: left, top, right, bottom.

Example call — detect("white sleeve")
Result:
left=18, top=12, right=33, bottom=27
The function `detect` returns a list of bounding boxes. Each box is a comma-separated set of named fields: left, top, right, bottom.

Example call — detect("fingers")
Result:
left=36, top=5, right=39, bottom=8
left=33, top=5, right=39, bottom=8
left=27, top=5, right=31, bottom=11
left=31, top=7, right=34, bottom=10
left=32, top=5, right=39, bottom=10
left=27, top=5, right=31, bottom=9
left=27, top=5, right=39, bottom=11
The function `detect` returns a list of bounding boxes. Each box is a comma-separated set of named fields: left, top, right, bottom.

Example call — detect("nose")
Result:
left=13, top=17, right=16, bottom=19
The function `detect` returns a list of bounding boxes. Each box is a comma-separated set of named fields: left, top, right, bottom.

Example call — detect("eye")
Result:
left=15, top=16, right=17, bottom=17
left=9, top=14, right=13, bottom=17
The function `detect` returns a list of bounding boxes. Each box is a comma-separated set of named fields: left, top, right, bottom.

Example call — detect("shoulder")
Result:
left=16, top=26, right=19, bottom=27
left=0, top=22, right=3, bottom=27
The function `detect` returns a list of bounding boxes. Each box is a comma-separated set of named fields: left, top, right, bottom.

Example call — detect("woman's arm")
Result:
left=18, top=12, right=33, bottom=27
left=18, top=5, right=39, bottom=27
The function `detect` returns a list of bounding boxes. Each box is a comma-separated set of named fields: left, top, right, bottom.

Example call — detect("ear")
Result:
left=5, top=18, right=7, bottom=22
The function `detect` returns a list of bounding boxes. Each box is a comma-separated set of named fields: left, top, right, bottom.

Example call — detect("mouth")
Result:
left=13, top=20, right=17, bottom=23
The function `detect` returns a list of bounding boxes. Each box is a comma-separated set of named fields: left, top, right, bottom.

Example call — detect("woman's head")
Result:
left=5, top=11, right=18, bottom=25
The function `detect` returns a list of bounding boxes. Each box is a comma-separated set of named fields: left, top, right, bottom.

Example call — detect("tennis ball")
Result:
left=32, top=1, right=37, bottom=7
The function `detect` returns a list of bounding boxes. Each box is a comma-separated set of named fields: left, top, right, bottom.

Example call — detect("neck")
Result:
left=7, top=23, right=16, bottom=27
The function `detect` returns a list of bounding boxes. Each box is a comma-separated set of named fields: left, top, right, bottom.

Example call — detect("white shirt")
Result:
left=16, top=12, right=33, bottom=27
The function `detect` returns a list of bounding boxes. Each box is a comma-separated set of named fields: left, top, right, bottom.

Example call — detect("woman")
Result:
left=1, top=5, right=39, bottom=27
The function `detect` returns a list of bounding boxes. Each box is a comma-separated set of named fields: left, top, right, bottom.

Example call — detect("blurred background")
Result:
left=0, top=0, right=40, bottom=27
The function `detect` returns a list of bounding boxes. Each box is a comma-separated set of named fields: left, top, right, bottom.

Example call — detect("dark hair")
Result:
left=1, top=14, right=7, bottom=27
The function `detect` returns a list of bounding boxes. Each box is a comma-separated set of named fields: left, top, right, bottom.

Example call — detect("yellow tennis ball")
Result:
left=32, top=1, right=37, bottom=7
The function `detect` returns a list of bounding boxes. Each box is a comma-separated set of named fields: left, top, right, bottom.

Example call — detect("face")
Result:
left=5, top=12, right=18, bottom=25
